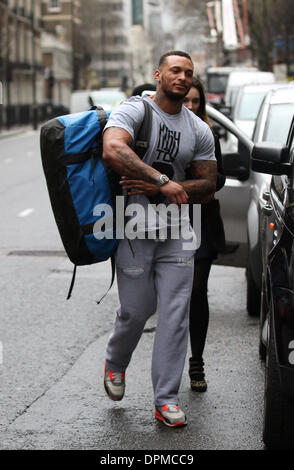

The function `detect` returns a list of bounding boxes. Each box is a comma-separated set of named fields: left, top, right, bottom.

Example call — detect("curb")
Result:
left=0, top=127, right=36, bottom=140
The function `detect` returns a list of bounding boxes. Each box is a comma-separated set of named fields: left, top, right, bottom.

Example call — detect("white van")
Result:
left=225, top=71, right=275, bottom=110
left=233, top=82, right=289, bottom=138
left=70, top=89, right=127, bottom=114
left=206, top=66, right=257, bottom=107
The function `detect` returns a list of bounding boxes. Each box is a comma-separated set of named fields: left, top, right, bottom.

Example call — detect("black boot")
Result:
left=189, top=357, right=207, bottom=392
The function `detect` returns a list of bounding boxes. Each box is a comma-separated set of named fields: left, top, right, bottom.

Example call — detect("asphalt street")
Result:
left=0, top=130, right=264, bottom=450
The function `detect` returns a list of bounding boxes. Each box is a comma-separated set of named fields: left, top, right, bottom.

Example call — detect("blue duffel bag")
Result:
left=40, top=101, right=152, bottom=300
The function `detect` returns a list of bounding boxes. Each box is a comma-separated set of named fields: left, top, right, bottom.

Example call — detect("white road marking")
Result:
left=18, top=208, right=35, bottom=217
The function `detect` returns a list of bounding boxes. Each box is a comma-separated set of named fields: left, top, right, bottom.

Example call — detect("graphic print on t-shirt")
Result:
left=156, top=122, right=181, bottom=163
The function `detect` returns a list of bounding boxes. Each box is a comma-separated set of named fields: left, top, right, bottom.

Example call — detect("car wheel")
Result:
left=246, top=262, right=261, bottom=317
left=263, top=316, right=294, bottom=449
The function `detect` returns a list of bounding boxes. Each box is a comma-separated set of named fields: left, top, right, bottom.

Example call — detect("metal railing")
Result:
left=1, top=102, right=69, bottom=129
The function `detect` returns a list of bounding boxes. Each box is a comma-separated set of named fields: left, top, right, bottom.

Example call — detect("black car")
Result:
left=251, top=116, right=294, bottom=449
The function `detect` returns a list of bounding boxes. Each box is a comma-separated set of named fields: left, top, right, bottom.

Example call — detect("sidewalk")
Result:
left=0, top=125, right=38, bottom=140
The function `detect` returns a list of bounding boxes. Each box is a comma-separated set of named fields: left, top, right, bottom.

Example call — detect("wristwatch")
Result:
left=157, top=174, right=170, bottom=187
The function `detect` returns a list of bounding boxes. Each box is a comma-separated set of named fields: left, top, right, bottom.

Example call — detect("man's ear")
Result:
left=154, top=69, right=160, bottom=82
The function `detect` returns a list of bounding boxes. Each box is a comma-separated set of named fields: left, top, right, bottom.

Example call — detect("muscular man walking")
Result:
left=102, top=51, right=217, bottom=427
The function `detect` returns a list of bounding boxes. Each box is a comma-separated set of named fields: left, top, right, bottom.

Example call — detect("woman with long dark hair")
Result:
left=183, top=77, right=226, bottom=392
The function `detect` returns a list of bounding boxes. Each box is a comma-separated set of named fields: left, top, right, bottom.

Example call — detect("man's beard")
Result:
left=162, top=82, right=191, bottom=102
left=164, top=89, right=186, bottom=102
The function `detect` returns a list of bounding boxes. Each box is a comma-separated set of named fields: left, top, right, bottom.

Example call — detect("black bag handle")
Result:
left=134, top=99, right=153, bottom=160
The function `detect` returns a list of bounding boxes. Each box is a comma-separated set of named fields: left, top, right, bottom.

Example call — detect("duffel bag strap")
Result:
left=67, top=264, right=77, bottom=300
left=96, top=255, right=116, bottom=305
left=66, top=255, right=116, bottom=304
left=134, top=99, right=153, bottom=160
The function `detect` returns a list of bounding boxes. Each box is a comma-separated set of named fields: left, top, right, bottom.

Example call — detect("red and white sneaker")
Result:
left=104, top=363, right=125, bottom=401
left=155, top=404, right=187, bottom=427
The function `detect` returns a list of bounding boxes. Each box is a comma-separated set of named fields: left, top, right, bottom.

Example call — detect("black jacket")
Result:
left=187, top=133, right=226, bottom=254
left=202, top=134, right=226, bottom=254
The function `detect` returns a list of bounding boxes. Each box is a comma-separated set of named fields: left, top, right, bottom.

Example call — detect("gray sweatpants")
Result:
left=105, top=233, right=196, bottom=407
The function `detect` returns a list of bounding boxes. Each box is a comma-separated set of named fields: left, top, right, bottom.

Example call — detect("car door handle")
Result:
left=263, top=204, right=273, bottom=216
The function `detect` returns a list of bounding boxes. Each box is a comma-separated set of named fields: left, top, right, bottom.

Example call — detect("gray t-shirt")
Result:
left=104, top=95, right=215, bottom=236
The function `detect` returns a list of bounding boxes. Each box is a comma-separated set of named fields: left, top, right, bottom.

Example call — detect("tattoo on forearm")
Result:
left=181, top=180, right=213, bottom=202
left=181, top=160, right=217, bottom=203
left=115, top=150, right=159, bottom=183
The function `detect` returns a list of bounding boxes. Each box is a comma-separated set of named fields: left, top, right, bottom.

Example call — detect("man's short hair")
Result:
left=158, top=51, right=193, bottom=68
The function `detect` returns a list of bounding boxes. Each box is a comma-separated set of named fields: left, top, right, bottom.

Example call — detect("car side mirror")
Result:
left=251, top=142, right=291, bottom=176
left=223, top=152, right=249, bottom=181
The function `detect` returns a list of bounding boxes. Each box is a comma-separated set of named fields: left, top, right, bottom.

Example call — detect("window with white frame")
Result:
left=48, top=0, right=61, bottom=12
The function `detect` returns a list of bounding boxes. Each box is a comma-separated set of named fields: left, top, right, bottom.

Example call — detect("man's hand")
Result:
left=120, top=177, right=189, bottom=205
left=159, top=180, right=189, bottom=205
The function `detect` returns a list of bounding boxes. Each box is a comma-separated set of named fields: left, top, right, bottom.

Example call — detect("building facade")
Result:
left=0, top=0, right=44, bottom=128
left=0, top=0, right=176, bottom=130
left=128, top=0, right=166, bottom=88
left=41, top=0, right=81, bottom=92
left=89, top=0, right=131, bottom=90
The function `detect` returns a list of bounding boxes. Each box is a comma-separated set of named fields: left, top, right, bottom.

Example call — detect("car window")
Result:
left=272, top=175, right=284, bottom=197
left=252, top=100, right=266, bottom=142
left=290, top=148, right=294, bottom=166
left=237, top=92, right=267, bottom=120
left=213, top=123, right=238, bottom=154
left=289, top=124, right=294, bottom=164
left=264, top=103, right=294, bottom=143
left=90, top=91, right=126, bottom=106
left=207, top=74, right=228, bottom=94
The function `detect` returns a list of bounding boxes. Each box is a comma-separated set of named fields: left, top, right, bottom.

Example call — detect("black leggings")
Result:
left=189, top=258, right=213, bottom=361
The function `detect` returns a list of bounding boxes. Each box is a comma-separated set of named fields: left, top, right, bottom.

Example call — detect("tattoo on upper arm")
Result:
left=181, top=160, right=217, bottom=202
left=115, top=150, right=142, bottom=178
left=190, top=160, right=217, bottom=179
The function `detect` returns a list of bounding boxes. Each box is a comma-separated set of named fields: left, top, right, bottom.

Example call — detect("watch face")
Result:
left=160, top=174, right=169, bottom=185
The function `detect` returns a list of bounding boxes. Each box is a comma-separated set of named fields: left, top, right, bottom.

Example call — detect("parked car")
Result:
left=251, top=116, right=294, bottom=449
left=247, top=87, right=294, bottom=316
left=224, top=70, right=275, bottom=112
left=205, top=66, right=258, bottom=108
left=70, top=89, right=127, bottom=114
left=232, top=83, right=289, bottom=138
left=225, top=82, right=289, bottom=153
